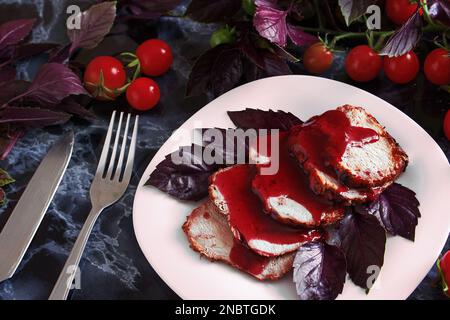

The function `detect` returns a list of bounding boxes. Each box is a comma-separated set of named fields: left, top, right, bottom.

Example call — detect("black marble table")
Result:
left=0, top=0, right=448, bottom=300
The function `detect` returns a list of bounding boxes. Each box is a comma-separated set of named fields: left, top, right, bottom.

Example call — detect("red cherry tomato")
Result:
left=345, top=45, right=382, bottom=82
left=438, top=250, right=450, bottom=297
left=386, top=0, right=422, bottom=25
left=424, top=48, right=450, bottom=86
left=303, top=42, right=334, bottom=74
left=126, top=78, right=160, bottom=111
left=136, top=39, right=173, bottom=77
left=383, top=51, right=419, bottom=84
left=84, top=56, right=126, bottom=100
left=444, top=109, right=450, bottom=141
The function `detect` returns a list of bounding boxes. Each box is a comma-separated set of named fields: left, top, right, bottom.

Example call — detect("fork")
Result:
left=49, top=111, right=138, bottom=300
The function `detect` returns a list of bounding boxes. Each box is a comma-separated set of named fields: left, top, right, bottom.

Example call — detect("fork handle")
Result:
left=48, top=206, right=103, bottom=300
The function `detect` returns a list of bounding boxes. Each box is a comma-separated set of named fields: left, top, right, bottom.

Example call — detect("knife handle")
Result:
left=48, top=206, right=102, bottom=300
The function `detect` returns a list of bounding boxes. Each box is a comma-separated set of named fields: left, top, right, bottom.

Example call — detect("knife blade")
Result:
left=0, top=131, right=74, bottom=282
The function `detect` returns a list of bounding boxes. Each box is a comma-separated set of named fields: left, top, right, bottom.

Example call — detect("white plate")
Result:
left=133, top=75, right=450, bottom=300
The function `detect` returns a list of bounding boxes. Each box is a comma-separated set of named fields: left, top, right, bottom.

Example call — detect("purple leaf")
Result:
left=0, top=80, right=29, bottom=105
left=123, top=0, right=183, bottom=20
left=210, top=48, right=243, bottom=97
left=0, top=66, right=16, bottom=84
left=16, top=63, right=87, bottom=106
left=380, top=10, right=422, bottom=57
left=48, top=43, right=71, bottom=64
left=186, top=0, right=242, bottom=23
left=261, top=50, right=292, bottom=75
left=338, top=209, right=386, bottom=289
left=0, top=106, right=71, bottom=127
left=145, top=144, right=220, bottom=201
left=254, top=4, right=288, bottom=47
left=227, top=108, right=303, bottom=130
left=68, top=2, right=116, bottom=54
left=286, top=24, right=318, bottom=47
left=293, top=242, right=347, bottom=300
left=365, top=183, right=420, bottom=241
left=338, top=0, right=379, bottom=26
left=0, top=126, right=23, bottom=160
left=0, top=19, right=35, bottom=51
left=12, top=42, right=57, bottom=61
left=187, top=45, right=243, bottom=97
left=429, top=0, right=450, bottom=27
left=56, top=98, right=96, bottom=121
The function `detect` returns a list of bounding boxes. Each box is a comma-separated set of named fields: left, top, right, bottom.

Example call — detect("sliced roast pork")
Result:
left=209, top=164, right=321, bottom=257
left=183, top=201, right=295, bottom=280
left=252, top=132, right=345, bottom=227
left=288, top=105, right=408, bottom=204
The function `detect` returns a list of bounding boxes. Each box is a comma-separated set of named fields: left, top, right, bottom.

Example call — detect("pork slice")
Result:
left=251, top=132, right=345, bottom=227
left=183, top=201, right=295, bottom=280
left=335, top=105, right=408, bottom=188
left=209, top=165, right=321, bottom=257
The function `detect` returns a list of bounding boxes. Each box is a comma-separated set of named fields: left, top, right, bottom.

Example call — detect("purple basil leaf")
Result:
left=293, top=242, right=347, bottom=300
left=145, top=144, right=219, bottom=201
left=48, top=43, right=71, bottom=64
left=227, top=108, right=303, bottom=130
left=187, top=45, right=243, bottom=97
left=429, top=0, right=450, bottom=26
left=210, top=48, right=243, bottom=97
left=0, top=168, right=14, bottom=187
left=286, top=24, right=317, bottom=47
left=55, top=98, right=96, bottom=121
left=12, top=42, right=57, bottom=61
left=186, top=0, right=242, bottom=23
left=17, top=63, right=87, bottom=106
left=254, top=4, right=288, bottom=47
left=0, top=106, right=71, bottom=127
left=0, top=19, right=35, bottom=51
left=365, top=183, right=420, bottom=241
left=0, top=126, right=23, bottom=160
left=338, top=0, right=379, bottom=26
left=198, top=127, right=253, bottom=165
left=0, top=66, right=16, bottom=84
left=68, top=2, right=116, bottom=54
left=0, top=80, right=29, bottom=105
left=380, top=10, right=422, bottom=57
left=261, top=50, right=292, bottom=75
left=338, top=209, right=386, bottom=289
left=123, top=0, right=183, bottom=20
left=187, top=46, right=225, bottom=97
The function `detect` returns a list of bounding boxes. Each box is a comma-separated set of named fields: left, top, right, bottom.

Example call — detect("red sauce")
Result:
left=229, top=240, right=268, bottom=276
left=252, top=132, right=344, bottom=226
left=290, top=110, right=379, bottom=174
left=212, top=165, right=321, bottom=246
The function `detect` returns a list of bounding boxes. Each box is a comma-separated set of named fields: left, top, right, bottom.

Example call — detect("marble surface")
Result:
left=0, top=1, right=448, bottom=300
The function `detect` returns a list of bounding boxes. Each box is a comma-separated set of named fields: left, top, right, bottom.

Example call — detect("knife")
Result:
left=0, top=131, right=74, bottom=282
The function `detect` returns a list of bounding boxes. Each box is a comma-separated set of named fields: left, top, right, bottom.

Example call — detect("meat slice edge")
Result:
left=183, top=201, right=295, bottom=280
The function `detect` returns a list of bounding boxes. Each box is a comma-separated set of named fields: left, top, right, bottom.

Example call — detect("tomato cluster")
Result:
left=84, top=39, right=173, bottom=111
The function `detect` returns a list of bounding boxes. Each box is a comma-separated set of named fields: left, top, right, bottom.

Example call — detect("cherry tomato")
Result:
left=126, top=77, right=160, bottom=111
left=424, top=48, right=450, bottom=86
left=303, top=42, right=334, bottom=74
left=386, top=0, right=422, bottom=25
left=444, top=109, right=450, bottom=141
left=345, top=45, right=382, bottom=82
left=84, top=56, right=126, bottom=100
left=136, top=39, right=173, bottom=77
left=383, top=51, right=419, bottom=84
left=438, top=250, right=450, bottom=297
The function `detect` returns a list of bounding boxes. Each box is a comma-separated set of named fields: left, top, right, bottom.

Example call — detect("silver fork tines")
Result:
left=49, top=111, right=139, bottom=300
